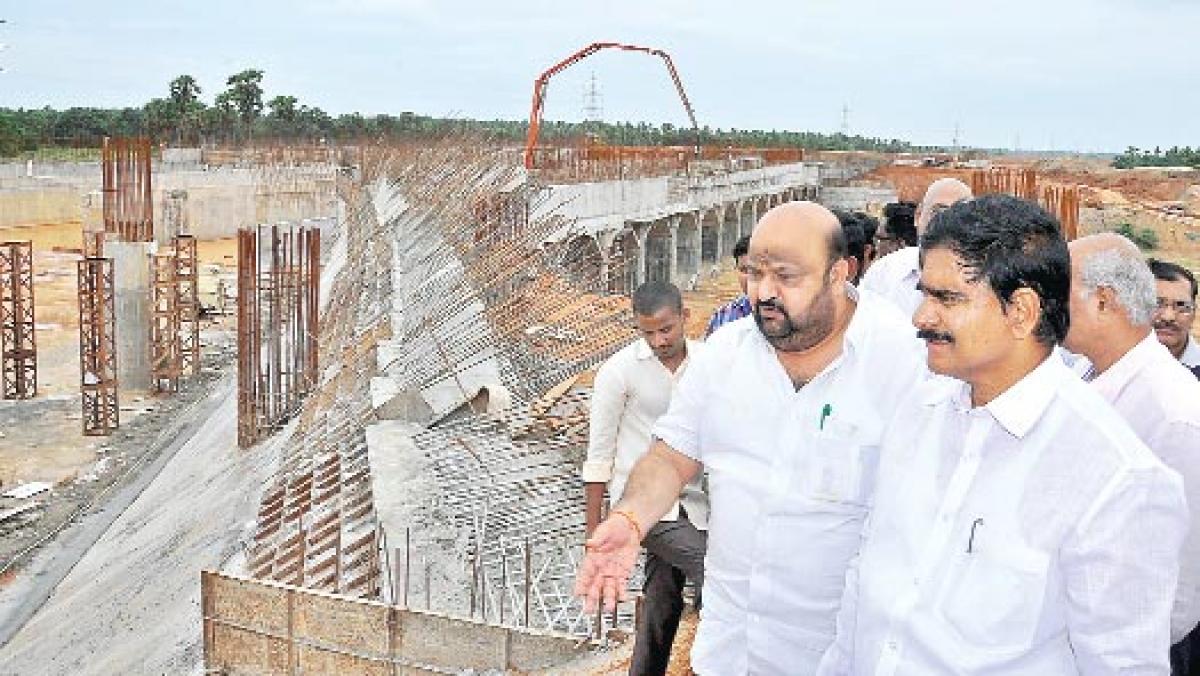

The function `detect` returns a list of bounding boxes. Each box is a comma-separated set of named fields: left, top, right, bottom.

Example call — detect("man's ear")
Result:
left=1007, top=287, right=1043, bottom=340
left=1093, top=286, right=1118, bottom=315
left=828, top=257, right=850, bottom=286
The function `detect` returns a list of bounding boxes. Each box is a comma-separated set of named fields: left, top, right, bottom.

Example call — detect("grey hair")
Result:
left=1078, top=248, right=1157, bottom=326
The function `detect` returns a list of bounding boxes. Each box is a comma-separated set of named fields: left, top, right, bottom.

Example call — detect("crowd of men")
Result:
left=577, top=179, right=1200, bottom=675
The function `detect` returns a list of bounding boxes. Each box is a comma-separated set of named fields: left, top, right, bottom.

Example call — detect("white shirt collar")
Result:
left=635, top=337, right=698, bottom=366
left=1182, top=334, right=1200, bottom=368
left=925, top=352, right=1063, bottom=439
left=1090, top=331, right=1164, bottom=400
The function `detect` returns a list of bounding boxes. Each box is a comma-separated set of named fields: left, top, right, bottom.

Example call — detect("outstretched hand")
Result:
left=574, top=514, right=642, bottom=613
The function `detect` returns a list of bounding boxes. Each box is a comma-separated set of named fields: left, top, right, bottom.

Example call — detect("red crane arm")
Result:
left=524, top=42, right=701, bottom=170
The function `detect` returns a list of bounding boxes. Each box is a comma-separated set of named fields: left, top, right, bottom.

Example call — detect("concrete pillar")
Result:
left=668, top=216, right=680, bottom=284
left=158, top=189, right=189, bottom=245
left=107, top=240, right=156, bottom=392
left=634, top=230, right=647, bottom=289
left=714, top=208, right=726, bottom=264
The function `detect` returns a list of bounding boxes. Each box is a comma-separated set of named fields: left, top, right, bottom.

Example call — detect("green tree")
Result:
left=224, top=69, right=265, bottom=137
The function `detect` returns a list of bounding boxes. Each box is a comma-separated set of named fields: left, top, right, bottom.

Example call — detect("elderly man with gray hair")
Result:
left=1064, top=233, right=1200, bottom=672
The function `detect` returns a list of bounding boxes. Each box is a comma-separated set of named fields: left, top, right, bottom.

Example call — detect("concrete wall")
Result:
left=201, top=570, right=591, bottom=674
left=819, top=186, right=899, bottom=213
left=0, top=164, right=337, bottom=236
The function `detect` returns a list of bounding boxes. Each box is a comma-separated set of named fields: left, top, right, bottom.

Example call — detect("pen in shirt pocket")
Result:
left=966, top=517, right=985, bottom=553
left=819, top=403, right=833, bottom=430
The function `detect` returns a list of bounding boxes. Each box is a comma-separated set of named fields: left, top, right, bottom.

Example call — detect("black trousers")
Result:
left=1173, top=623, right=1200, bottom=675
left=629, top=512, right=707, bottom=676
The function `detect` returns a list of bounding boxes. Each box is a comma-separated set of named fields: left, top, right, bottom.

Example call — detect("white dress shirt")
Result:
left=1181, top=335, right=1200, bottom=368
left=582, top=338, right=708, bottom=527
left=821, top=355, right=1188, bottom=676
left=1088, top=332, right=1200, bottom=643
left=858, top=247, right=922, bottom=318
left=653, top=286, right=928, bottom=675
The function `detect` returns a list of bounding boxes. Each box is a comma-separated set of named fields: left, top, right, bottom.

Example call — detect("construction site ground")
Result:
left=0, top=221, right=240, bottom=652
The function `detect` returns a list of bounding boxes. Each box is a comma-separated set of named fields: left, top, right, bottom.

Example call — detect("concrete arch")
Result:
left=644, top=219, right=674, bottom=283
left=557, top=234, right=605, bottom=289
left=608, top=228, right=642, bottom=295
left=675, top=214, right=701, bottom=284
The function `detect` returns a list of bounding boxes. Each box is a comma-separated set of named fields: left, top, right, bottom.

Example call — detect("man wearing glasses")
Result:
left=1149, top=259, right=1200, bottom=369
left=860, top=179, right=972, bottom=317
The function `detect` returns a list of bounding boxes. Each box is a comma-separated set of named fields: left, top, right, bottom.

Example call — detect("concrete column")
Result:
left=691, top=211, right=703, bottom=281
left=107, top=240, right=156, bottom=392
left=634, top=231, right=647, bottom=289
left=668, top=216, right=680, bottom=285
left=158, top=189, right=189, bottom=245
left=713, top=208, right=726, bottom=265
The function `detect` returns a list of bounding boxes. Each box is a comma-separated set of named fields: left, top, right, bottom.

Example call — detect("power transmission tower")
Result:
left=582, top=72, right=603, bottom=123
left=839, top=103, right=850, bottom=136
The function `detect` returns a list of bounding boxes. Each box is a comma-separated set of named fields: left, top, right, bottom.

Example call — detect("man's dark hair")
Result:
left=921, top=194, right=1070, bottom=346
left=884, top=201, right=918, bottom=246
left=732, top=235, right=750, bottom=261
left=1148, top=258, right=1198, bottom=300
left=631, top=280, right=683, bottom=316
left=834, top=210, right=867, bottom=269
left=827, top=219, right=849, bottom=269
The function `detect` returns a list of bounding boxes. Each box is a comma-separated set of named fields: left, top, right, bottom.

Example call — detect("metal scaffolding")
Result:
left=78, top=257, right=118, bottom=436
left=0, top=240, right=37, bottom=400
left=102, top=137, right=154, bottom=242
left=175, top=235, right=201, bottom=377
left=237, top=224, right=321, bottom=448
left=150, top=251, right=182, bottom=393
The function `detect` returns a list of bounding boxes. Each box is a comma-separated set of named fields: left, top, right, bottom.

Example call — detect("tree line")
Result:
left=0, top=70, right=917, bottom=157
left=1112, top=146, right=1200, bottom=169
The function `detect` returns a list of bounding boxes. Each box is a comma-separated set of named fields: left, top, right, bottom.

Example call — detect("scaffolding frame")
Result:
left=78, top=257, right=118, bottom=436
left=150, top=251, right=182, bottom=393
left=175, top=235, right=201, bottom=376
left=102, top=137, right=154, bottom=242
left=0, top=241, right=37, bottom=399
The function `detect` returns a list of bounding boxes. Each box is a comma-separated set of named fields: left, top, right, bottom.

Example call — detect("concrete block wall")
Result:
left=201, top=570, right=591, bottom=674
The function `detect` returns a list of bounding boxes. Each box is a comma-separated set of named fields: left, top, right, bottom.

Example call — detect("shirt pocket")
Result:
left=939, top=541, right=1050, bottom=652
left=795, top=420, right=881, bottom=509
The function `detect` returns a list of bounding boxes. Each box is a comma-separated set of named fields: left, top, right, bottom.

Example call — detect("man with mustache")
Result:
left=1065, top=236, right=1200, bottom=674
left=1149, top=259, right=1200, bottom=369
left=583, top=281, right=707, bottom=675
left=576, top=201, right=927, bottom=674
left=860, top=179, right=972, bottom=317
left=819, top=195, right=1188, bottom=675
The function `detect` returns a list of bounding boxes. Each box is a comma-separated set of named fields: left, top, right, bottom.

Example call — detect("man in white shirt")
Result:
left=1149, top=258, right=1200, bottom=368
left=859, top=178, right=972, bottom=317
left=582, top=280, right=707, bottom=676
left=576, top=201, right=928, bottom=674
left=821, top=194, right=1188, bottom=675
left=1064, top=234, right=1200, bottom=672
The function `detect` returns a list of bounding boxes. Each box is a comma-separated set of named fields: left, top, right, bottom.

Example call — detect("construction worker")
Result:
left=582, top=280, right=707, bottom=675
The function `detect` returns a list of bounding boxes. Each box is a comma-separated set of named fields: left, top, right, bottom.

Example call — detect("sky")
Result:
left=1, top=0, right=1197, bottom=153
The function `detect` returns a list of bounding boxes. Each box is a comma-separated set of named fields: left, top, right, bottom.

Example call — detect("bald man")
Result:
left=860, top=178, right=972, bottom=316
left=575, top=202, right=928, bottom=674
left=1065, top=234, right=1200, bottom=671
